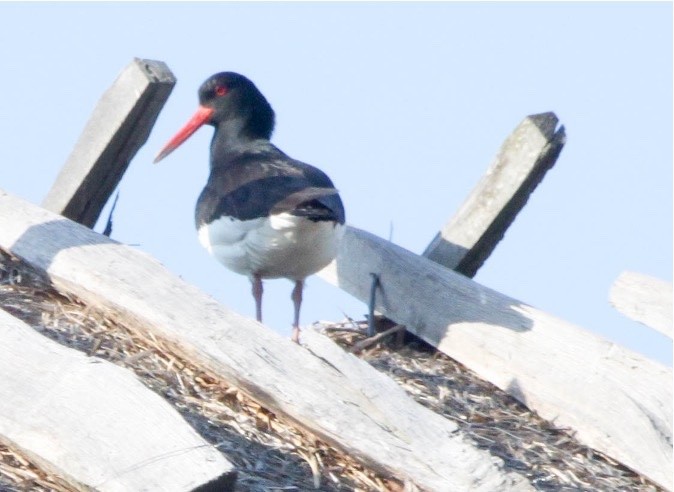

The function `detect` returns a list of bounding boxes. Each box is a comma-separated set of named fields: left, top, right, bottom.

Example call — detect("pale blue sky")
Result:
left=1, top=2, right=671, bottom=364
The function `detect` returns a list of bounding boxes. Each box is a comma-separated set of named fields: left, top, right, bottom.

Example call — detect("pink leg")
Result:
left=291, top=280, right=304, bottom=343
left=252, top=274, right=263, bottom=323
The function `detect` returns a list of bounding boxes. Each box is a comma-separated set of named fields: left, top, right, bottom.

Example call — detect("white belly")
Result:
left=197, top=213, right=344, bottom=280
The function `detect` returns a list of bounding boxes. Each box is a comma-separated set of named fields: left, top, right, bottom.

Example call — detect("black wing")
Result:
left=195, top=147, right=345, bottom=228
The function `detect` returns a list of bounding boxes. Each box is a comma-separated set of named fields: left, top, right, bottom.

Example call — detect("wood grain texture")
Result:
left=610, top=271, right=672, bottom=338
left=423, top=112, right=566, bottom=277
left=41, top=58, right=175, bottom=228
left=319, top=226, right=673, bottom=491
left=0, top=308, right=236, bottom=492
left=0, top=189, right=533, bottom=492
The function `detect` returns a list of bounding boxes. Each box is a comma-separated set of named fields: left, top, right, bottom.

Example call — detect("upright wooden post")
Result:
left=423, top=112, right=566, bottom=277
left=42, top=59, right=175, bottom=228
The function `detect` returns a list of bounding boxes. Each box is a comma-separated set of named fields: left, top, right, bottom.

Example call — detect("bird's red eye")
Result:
left=215, top=86, right=228, bottom=97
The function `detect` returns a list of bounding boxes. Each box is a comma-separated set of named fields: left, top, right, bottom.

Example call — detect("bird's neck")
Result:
left=211, top=120, right=269, bottom=168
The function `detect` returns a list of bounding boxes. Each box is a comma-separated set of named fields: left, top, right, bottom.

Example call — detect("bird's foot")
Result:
left=291, top=326, right=301, bottom=344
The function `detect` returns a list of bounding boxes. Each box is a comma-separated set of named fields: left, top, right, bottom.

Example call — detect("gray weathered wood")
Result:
left=317, top=226, right=672, bottom=491
left=299, top=327, right=530, bottom=489
left=610, top=271, right=673, bottom=338
left=0, top=189, right=533, bottom=492
left=0, top=308, right=236, bottom=492
left=42, top=59, right=175, bottom=228
left=423, top=112, right=566, bottom=277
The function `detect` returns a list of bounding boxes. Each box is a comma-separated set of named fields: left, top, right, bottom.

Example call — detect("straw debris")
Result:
left=0, top=249, right=663, bottom=491
left=317, top=320, right=662, bottom=491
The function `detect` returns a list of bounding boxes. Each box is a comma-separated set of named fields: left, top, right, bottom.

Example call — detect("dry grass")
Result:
left=319, top=320, right=661, bottom=491
left=0, top=250, right=395, bottom=492
left=0, top=249, right=663, bottom=491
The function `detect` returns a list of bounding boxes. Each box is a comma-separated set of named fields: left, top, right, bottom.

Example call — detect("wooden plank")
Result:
left=423, top=112, right=566, bottom=277
left=299, top=326, right=523, bottom=485
left=610, top=271, right=673, bottom=338
left=0, top=308, right=236, bottom=492
left=317, top=226, right=672, bottom=491
left=42, top=58, right=175, bottom=228
left=0, top=190, right=533, bottom=492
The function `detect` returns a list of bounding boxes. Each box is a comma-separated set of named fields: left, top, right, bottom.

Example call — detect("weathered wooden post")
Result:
left=423, top=112, right=566, bottom=277
left=42, top=59, right=175, bottom=228
left=315, top=113, right=672, bottom=490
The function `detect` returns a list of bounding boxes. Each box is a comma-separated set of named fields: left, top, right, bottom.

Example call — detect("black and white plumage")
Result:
left=155, top=72, right=345, bottom=341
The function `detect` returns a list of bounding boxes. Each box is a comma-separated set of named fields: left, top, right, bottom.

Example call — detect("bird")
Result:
left=154, top=72, right=345, bottom=342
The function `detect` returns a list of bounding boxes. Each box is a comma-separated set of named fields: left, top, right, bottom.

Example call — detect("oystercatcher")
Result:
left=154, top=72, right=345, bottom=342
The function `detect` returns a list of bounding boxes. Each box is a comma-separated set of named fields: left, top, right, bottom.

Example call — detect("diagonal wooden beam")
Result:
left=42, top=58, right=175, bottom=228
left=318, top=226, right=672, bottom=491
left=0, top=189, right=534, bottom=492
left=423, top=112, right=566, bottom=277
left=0, top=308, right=236, bottom=491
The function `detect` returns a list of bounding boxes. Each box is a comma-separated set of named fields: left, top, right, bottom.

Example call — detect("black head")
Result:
left=154, top=72, right=276, bottom=163
left=198, top=72, right=275, bottom=140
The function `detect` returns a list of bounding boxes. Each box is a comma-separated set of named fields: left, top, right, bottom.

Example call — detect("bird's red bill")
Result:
left=154, top=105, right=215, bottom=163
